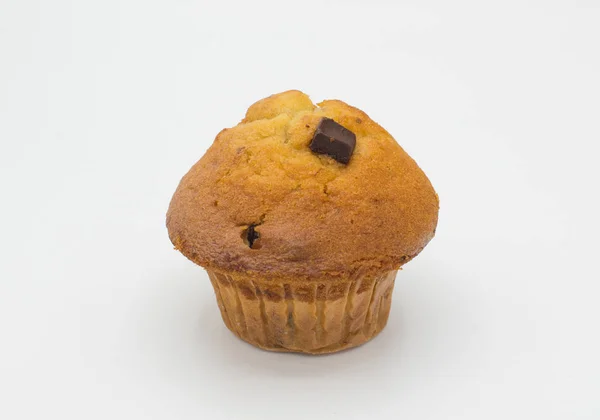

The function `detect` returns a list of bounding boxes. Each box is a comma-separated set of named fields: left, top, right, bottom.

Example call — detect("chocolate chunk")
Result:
left=309, top=118, right=356, bottom=164
left=246, top=225, right=260, bottom=248
left=242, top=224, right=261, bottom=249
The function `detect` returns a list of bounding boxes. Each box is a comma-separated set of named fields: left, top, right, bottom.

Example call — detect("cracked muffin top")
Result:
left=166, top=90, right=438, bottom=280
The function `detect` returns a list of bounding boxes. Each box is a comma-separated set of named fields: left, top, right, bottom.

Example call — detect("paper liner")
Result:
left=207, top=269, right=397, bottom=354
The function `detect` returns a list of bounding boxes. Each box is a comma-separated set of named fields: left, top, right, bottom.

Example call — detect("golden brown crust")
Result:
left=167, top=90, right=438, bottom=280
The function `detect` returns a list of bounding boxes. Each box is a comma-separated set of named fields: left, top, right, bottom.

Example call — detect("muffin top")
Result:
left=167, top=90, right=438, bottom=280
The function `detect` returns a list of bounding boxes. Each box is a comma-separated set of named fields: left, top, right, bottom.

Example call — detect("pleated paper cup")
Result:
left=207, top=269, right=397, bottom=354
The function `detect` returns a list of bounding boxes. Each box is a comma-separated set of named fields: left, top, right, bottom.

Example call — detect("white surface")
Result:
left=1, top=1, right=599, bottom=419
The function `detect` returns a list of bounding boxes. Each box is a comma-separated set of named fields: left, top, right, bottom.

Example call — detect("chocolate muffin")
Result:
left=167, top=90, right=438, bottom=354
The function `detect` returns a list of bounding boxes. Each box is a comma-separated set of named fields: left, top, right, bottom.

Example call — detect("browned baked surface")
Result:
left=167, top=90, right=438, bottom=280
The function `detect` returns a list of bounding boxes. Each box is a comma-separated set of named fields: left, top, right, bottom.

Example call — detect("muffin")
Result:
left=167, top=90, right=438, bottom=354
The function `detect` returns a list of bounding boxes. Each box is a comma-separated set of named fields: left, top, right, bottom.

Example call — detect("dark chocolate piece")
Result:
left=245, top=224, right=260, bottom=249
left=309, top=118, right=356, bottom=164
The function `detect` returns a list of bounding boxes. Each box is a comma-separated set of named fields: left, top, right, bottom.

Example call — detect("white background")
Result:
left=1, top=1, right=599, bottom=419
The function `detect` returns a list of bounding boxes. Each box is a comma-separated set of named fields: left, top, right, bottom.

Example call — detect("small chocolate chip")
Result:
left=309, top=118, right=356, bottom=164
left=242, top=224, right=261, bottom=249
